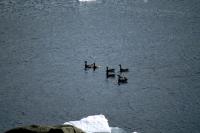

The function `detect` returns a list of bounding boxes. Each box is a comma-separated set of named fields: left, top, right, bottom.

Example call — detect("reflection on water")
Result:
left=0, top=0, right=200, bottom=133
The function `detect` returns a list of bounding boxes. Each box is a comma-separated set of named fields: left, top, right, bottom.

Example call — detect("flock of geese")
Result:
left=84, top=61, right=129, bottom=85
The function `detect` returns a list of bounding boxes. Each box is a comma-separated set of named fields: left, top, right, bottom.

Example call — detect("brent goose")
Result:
left=117, top=75, right=128, bottom=85
left=85, top=61, right=93, bottom=69
left=106, top=72, right=115, bottom=78
left=93, top=63, right=100, bottom=71
left=119, top=64, right=129, bottom=72
left=106, top=67, right=115, bottom=73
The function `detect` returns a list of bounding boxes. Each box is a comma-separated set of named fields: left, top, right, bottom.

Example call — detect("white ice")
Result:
left=64, top=114, right=111, bottom=133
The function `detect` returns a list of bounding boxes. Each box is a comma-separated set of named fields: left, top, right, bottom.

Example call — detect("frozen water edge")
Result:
left=64, top=115, right=130, bottom=133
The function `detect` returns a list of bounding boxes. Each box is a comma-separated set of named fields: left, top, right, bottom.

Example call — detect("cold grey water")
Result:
left=0, top=0, right=200, bottom=132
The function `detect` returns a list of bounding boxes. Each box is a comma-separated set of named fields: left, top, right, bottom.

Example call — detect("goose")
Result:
left=106, top=73, right=115, bottom=78
left=106, top=71, right=115, bottom=78
left=117, top=75, right=128, bottom=85
left=119, top=64, right=129, bottom=72
left=84, top=61, right=93, bottom=69
left=92, top=63, right=100, bottom=70
left=106, top=67, right=115, bottom=73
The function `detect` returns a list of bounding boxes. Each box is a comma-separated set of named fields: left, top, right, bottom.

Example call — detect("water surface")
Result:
left=0, top=0, right=200, bottom=132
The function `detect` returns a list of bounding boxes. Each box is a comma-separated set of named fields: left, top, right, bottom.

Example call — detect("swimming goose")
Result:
left=92, top=63, right=100, bottom=71
left=106, top=73, right=115, bottom=78
left=106, top=71, right=115, bottom=78
left=84, top=61, right=93, bottom=69
left=106, top=67, right=115, bottom=73
left=117, top=75, right=128, bottom=84
left=119, top=64, right=129, bottom=72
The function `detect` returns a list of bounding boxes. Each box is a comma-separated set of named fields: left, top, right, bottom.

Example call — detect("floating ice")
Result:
left=64, top=114, right=111, bottom=133
left=64, top=114, right=131, bottom=133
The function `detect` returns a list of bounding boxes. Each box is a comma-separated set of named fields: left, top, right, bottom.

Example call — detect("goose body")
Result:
left=106, top=73, right=115, bottom=78
left=92, top=63, right=101, bottom=71
left=106, top=67, right=115, bottom=73
left=117, top=75, right=128, bottom=85
left=119, top=64, right=129, bottom=72
left=106, top=72, right=115, bottom=78
left=85, top=61, right=93, bottom=69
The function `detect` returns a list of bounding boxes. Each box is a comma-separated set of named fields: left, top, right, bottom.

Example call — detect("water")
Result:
left=0, top=0, right=200, bottom=132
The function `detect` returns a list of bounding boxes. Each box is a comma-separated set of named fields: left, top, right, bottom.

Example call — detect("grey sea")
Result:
left=0, top=0, right=200, bottom=132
